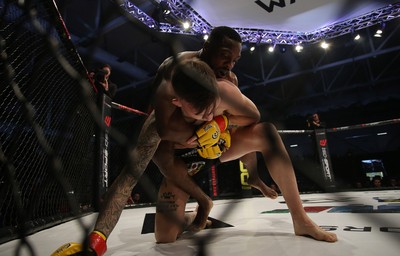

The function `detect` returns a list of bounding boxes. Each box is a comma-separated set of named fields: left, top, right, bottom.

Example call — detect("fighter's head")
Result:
left=200, top=26, right=242, bottom=79
left=171, top=59, right=220, bottom=121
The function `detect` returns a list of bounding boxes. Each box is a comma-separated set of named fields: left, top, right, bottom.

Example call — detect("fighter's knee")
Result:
left=155, top=233, right=178, bottom=244
left=260, top=122, right=278, bottom=133
left=154, top=220, right=180, bottom=244
left=257, top=122, right=283, bottom=150
left=265, top=122, right=281, bottom=135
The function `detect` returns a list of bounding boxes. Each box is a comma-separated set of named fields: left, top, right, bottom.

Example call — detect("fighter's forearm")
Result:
left=226, top=114, right=260, bottom=128
left=95, top=114, right=161, bottom=236
left=166, top=165, right=210, bottom=205
left=218, top=80, right=261, bottom=126
left=153, top=142, right=211, bottom=204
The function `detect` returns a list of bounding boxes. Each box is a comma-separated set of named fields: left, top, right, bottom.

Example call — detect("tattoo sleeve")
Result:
left=94, top=113, right=161, bottom=237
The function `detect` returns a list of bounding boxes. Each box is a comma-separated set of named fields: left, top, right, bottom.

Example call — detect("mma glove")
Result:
left=197, top=130, right=231, bottom=159
left=51, top=231, right=107, bottom=256
left=195, top=115, right=228, bottom=148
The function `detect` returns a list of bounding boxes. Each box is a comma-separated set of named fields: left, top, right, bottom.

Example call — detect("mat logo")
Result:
left=320, top=226, right=400, bottom=233
left=327, top=204, right=400, bottom=213
left=263, top=204, right=400, bottom=213
left=300, top=198, right=354, bottom=204
left=255, top=0, right=296, bottom=13
left=373, top=196, right=400, bottom=203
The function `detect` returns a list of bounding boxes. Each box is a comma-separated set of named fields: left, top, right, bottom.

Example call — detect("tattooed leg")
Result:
left=155, top=178, right=190, bottom=243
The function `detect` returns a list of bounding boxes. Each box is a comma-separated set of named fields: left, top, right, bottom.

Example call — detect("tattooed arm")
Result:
left=93, top=113, right=161, bottom=237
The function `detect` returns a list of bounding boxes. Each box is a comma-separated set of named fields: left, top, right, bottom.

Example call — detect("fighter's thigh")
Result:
left=220, top=124, right=264, bottom=162
left=155, top=177, right=190, bottom=243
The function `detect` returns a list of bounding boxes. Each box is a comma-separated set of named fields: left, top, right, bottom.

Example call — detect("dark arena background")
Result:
left=1, top=0, right=400, bottom=255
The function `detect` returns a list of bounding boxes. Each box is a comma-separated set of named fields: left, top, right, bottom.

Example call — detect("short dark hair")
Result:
left=102, top=64, right=111, bottom=71
left=172, top=59, right=219, bottom=112
left=92, top=63, right=111, bottom=74
left=208, top=26, right=242, bottom=45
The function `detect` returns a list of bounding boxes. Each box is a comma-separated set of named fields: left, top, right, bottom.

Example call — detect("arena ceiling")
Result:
left=188, top=0, right=387, bottom=32
left=56, top=0, right=400, bottom=126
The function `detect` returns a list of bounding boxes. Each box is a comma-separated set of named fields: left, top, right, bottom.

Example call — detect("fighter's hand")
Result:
left=197, top=130, right=231, bottom=159
left=193, top=115, right=229, bottom=148
left=188, top=201, right=213, bottom=232
left=218, top=129, right=231, bottom=151
left=197, top=143, right=222, bottom=159
left=51, top=231, right=107, bottom=256
left=51, top=242, right=96, bottom=256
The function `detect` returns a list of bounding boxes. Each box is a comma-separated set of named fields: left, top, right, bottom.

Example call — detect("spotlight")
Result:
left=354, top=34, right=361, bottom=41
left=203, top=34, right=209, bottom=41
left=374, top=22, right=385, bottom=37
left=250, top=46, right=256, bottom=52
left=268, top=45, right=275, bottom=53
left=320, top=41, right=329, bottom=49
left=374, top=29, right=382, bottom=37
left=295, top=44, right=303, bottom=52
left=182, top=21, right=191, bottom=30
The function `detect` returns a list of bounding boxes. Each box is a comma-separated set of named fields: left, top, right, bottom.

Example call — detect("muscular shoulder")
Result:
left=157, top=57, right=174, bottom=80
left=177, top=51, right=199, bottom=61
left=158, top=51, right=200, bottom=80
left=217, top=78, right=239, bottom=93
left=226, top=71, right=239, bottom=86
left=216, top=79, right=248, bottom=107
left=213, top=79, right=239, bottom=111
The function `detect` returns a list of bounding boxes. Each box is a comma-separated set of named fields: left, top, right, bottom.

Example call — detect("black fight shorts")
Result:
left=175, top=148, right=220, bottom=177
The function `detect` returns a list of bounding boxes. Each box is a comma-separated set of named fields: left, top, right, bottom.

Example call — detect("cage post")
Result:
left=94, top=94, right=112, bottom=211
left=314, top=129, right=336, bottom=191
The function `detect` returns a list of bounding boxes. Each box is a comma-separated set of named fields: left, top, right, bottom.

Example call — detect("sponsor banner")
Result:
left=99, top=94, right=112, bottom=194
left=314, top=129, right=335, bottom=188
left=239, top=161, right=252, bottom=191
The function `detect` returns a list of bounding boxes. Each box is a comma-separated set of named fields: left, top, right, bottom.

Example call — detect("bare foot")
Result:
left=188, top=199, right=213, bottom=232
left=205, top=219, right=212, bottom=228
left=184, top=211, right=212, bottom=230
left=183, top=211, right=197, bottom=228
left=293, top=219, right=338, bottom=242
left=247, top=177, right=278, bottom=199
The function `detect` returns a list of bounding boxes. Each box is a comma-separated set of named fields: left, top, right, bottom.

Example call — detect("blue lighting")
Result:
left=123, top=1, right=400, bottom=45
